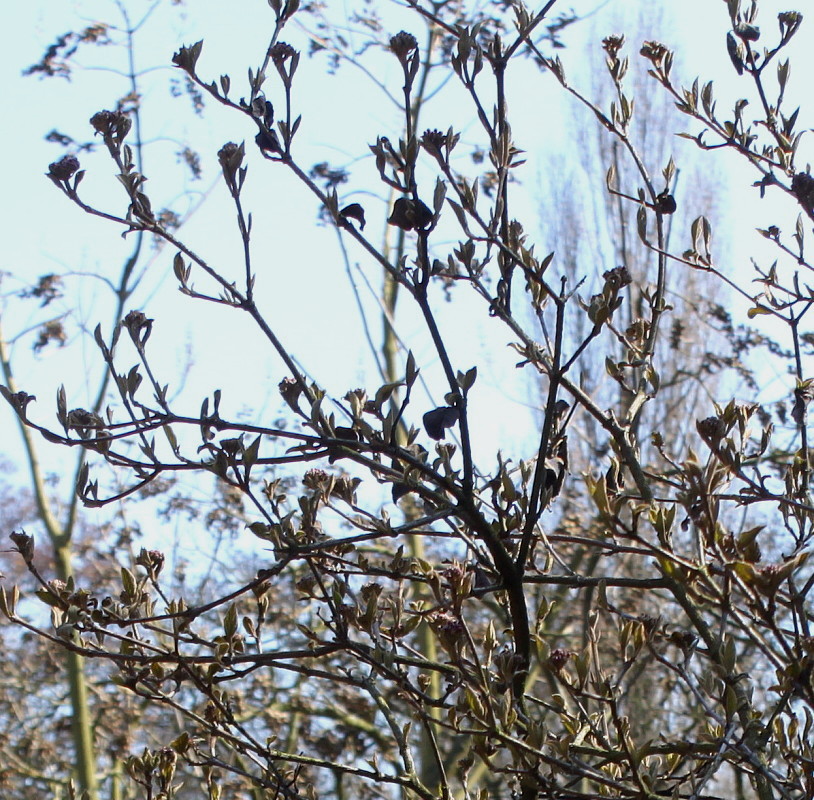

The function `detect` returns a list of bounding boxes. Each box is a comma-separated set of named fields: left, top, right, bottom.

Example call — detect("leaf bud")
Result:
left=734, top=22, right=760, bottom=42
left=2, top=389, right=37, bottom=419
left=791, top=381, right=814, bottom=426
left=171, top=41, right=203, bottom=74
left=9, top=530, right=35, bottom=566
left=726, top=32, right=744, bottom=75
left=123, top=309, right=153, bottom=347
left=778, top=11, right=803, bottom=42
left=278, top=377, right=302, bottom=412
left=217, top=141, right=245, bottom=185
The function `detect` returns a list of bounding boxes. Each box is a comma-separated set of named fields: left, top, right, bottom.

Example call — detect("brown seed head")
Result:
left=696, top=415, right=726, bottom=444
left=602, top=266, right=632, bottom=291
left=602, top=35, right=625, bottom=57
left=269, top=42, right=297, bottom=65
left=303, top=469, right=330, bottom=490
left=420, top=128, right=447, bottom=158
left=389, top=31, right=418, bottom=64
left=640, top=40, right=670, bottom=66
left=217, top=141, right=244, bottom=179
left=48, top=155, right=80, bottom=182
left=90, top=109, right=132, bottom=140
left=548, top=648, right=572, bottom=672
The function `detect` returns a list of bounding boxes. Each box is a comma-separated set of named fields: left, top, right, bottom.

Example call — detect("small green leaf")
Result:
left=636, top=205, right=648, bottom=243
left=224, top=603, right=238, bottom=638
left=121, top=567, right=137, bottom=597
left=457, top=366, right=477, bottom=393
left=244, top=435, right=261, bottom=471
left=747, top=305, right=772, bottom=318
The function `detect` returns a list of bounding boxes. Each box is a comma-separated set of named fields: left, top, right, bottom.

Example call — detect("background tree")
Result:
left=2, top=1, right=814, bottom=800
left=532, top=2, right=735, bottom=757
left=0, top=2, right=228, bottom=797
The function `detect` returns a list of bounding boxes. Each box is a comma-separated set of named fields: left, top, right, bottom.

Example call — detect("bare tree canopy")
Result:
left=2, top=2, right=814, bottom=800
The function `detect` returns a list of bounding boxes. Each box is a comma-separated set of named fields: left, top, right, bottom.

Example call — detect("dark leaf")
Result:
left=423, top=405, right=459, bottom=440
left=726, top=32, right=744, bottom=75
left=388, top=197, right=433, bottom=231
left=340, top=203, right=366, bottom=230
left=654, top=191, right=676, bottom=214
